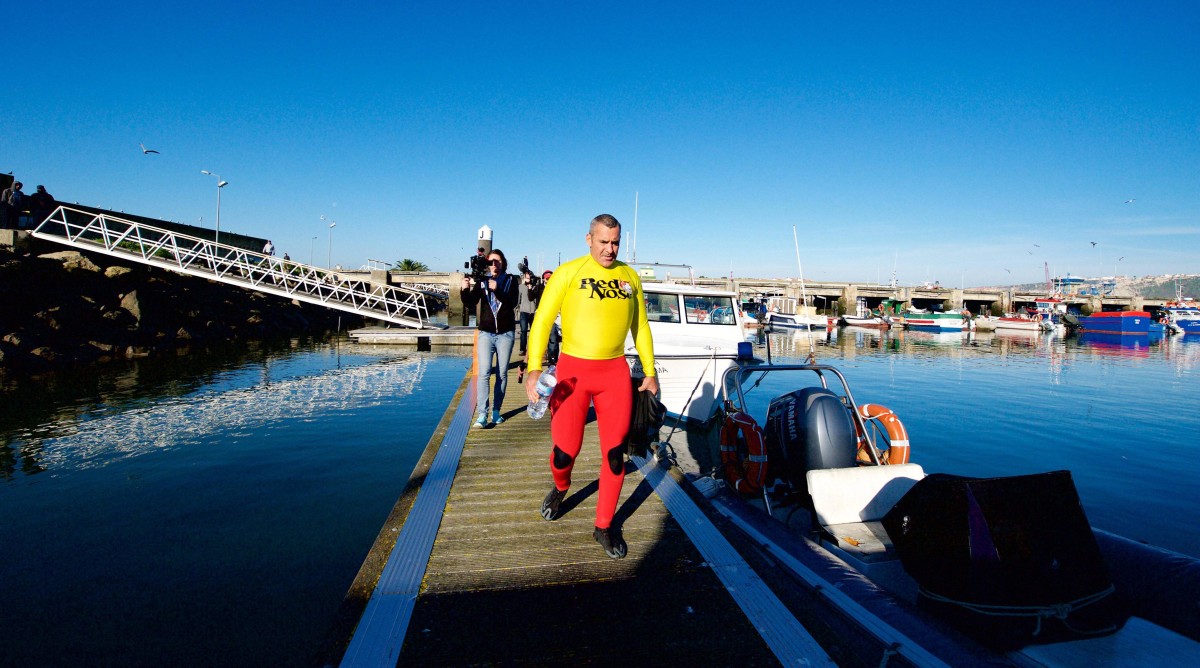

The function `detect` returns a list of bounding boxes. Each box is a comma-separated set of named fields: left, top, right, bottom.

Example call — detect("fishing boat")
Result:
left=625, top=281, right=753, bottom=424
left=990, top=313, right=1049, bottom=332
left=902, top=309, right=974, bottom=332
left=839, top=298, right=892, bottom=329
left=1161, top=284, right=1200, bottom=335
left=1078, top=311, right=1151, bottom=336
left=1035, top=297, right=1069, bottom=334
left=763, top=296, right=830, bottom=330
left=663, top=361, right=1200, bottom=667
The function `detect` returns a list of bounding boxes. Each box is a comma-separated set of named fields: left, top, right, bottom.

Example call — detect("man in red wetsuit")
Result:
left=524, top=214, right=659, bottom=558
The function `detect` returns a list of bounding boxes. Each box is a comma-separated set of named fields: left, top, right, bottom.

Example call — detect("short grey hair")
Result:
left=589, top=213, right=620, bottom=233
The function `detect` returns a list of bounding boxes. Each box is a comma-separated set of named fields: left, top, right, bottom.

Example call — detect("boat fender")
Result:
left=857, top=404, right=911, bottom=465
left=720, top=412, right=768, bottom=495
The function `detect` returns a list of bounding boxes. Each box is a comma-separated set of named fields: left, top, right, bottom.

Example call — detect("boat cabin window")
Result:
left=683, top=295, right=736, bottom=325
left=643, top=292, right=681, bottom=323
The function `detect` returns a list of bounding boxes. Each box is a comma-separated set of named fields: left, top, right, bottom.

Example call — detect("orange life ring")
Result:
left=856, top=403, right=911, bottom=465
left=719, top=412, right=768, bottom=495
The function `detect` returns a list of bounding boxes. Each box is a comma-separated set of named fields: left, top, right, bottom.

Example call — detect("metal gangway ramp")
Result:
left=32, top=206, right=445, bottom=330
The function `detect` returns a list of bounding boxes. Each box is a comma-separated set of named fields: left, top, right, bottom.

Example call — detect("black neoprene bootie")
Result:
left=541, top=487, right=567, bottom=521
left=593, top=526, right=627, bottom=559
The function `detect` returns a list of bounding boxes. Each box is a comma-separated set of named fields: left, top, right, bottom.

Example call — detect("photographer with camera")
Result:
left=516, top=256, right=543, bottom=356
left=461, top=248, right=520, bottom=429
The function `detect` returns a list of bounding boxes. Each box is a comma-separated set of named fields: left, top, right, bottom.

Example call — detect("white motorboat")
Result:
left=1162, top=282, right=1200, bottom=335
left=990, top=314, right=1051, bottom=332
left=839, top=297, right=892, bottom=329
left=625, top=282, right=753, bottom=424
left=763, top=295, right=829, bottom=330
left=670, top=361, right=1200, bottom=667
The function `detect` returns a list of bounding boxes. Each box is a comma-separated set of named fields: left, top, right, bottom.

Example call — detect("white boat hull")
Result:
left=765, top=313, right=828, bottom=330
left=992, top=317, right=1046, bottom=332
left=629, top=281, right=752, bottom=424
left=629, top=346, right=739, bottom=423
left=903, top=317, right=969, bottom=331
left=840, top=315, right=889, bottom=328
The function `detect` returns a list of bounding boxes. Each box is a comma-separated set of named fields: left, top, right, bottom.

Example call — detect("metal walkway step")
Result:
left=31, top=206, right=444, bottom=329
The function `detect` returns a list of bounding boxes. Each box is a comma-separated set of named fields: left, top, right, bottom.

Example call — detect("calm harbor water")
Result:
left=1, top=327, right=1197, bottom=666
left=1, top=339, right=472, bottom=667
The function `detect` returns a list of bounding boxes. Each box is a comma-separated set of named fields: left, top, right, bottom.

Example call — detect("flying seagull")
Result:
left=1090, top=241, right=1098, bottom=247
left=1003, top=268, right=1011, bottom=273
left=1119, top=256, right=1125, bottom=261
left=1124, top=198, right=1136, bottom=204
left=1033, top=244, right=1040, bottom=247
left=140, top=143, right=159, bottom=154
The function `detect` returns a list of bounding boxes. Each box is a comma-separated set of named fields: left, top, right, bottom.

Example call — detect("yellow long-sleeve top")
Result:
left=526, top=254, right=655, bottom=375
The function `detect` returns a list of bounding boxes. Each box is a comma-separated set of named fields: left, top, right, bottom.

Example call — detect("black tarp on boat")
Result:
left=881, top=470, right=1129, bottom=649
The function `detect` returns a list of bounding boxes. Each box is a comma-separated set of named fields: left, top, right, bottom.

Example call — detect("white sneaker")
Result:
left=473, top=414, right=487, bottom=429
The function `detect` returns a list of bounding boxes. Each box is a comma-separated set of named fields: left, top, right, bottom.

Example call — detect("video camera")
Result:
left=517, top=256, right=541, bottom=287
left=465, top=248, right=489, bottom=285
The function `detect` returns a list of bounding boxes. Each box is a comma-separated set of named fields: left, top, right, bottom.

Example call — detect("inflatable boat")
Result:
left=684, top=362, right=1200, bottom=667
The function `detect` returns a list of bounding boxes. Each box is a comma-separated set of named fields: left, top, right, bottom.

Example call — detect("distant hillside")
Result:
left=982, top=275, right=1199, bottom=299
left=1137, top=276, right=1200, bottom=299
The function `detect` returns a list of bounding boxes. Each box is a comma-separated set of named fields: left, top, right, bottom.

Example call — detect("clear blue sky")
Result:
left=6, top=1, right=1197, bottom=287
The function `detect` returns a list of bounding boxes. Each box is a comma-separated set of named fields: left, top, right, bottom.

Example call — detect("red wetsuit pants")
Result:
left=548, top=354, right=633, bottom=529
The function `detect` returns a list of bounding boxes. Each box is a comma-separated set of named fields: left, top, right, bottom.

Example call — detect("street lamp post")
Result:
left=327, top=221, right=337, bottom=268
left=321, top=215, right=337, bottom=268
left=200, top=171, right=228, bottom=248
left=310, top=236, right=317, bottom=266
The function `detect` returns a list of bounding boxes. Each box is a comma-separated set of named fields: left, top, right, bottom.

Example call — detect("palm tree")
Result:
left=395, top=258, right=429, bottom=272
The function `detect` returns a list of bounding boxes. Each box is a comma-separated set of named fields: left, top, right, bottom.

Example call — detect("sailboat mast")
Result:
left=631, top=191, right=638, bottom=264
left=793, top=225, right=816, bottom=361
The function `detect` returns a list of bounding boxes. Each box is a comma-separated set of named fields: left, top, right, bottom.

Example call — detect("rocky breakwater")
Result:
left=0, top=246, right=363, bottom=376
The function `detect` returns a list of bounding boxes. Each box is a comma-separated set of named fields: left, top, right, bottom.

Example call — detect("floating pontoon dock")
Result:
left=318, top=362, right=908, bottom=667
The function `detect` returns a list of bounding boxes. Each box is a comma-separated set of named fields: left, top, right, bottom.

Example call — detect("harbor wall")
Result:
left=0, top=243, right=360, bottom=377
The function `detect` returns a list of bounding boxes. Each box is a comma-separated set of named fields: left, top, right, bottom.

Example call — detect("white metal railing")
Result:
left=31, top=206, right=444, bottom=329
left=399, top=281, right=451, bottom=299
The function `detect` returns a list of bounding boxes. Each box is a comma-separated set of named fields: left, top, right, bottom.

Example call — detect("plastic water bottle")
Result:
left=526, top=365, right=557, bottom=419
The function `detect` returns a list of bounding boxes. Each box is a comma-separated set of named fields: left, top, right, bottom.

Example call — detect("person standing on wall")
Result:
left=28, top=185, right=55, bottom=227
left=1, top=181, right=24, bottom=230
left=461, top=249, right=520, bottom=429
left=524, top=214, right=658, bottom=559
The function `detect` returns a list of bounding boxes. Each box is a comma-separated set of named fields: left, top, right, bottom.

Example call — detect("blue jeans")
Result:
left=476, top=330, right=515, bottom=417
left=519, top=311, right=535, bottom=353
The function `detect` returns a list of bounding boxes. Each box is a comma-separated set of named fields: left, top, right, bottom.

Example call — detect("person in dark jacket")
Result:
left=28, top=185, right=55, bottom=227
left=461, top=248, right=520, bottom=428
left=1, top=181, right=24, bottom=229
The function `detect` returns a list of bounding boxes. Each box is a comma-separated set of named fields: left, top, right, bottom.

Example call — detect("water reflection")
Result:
left=9, top=356, right=429, bottom=475
left=1163, top=335, right=1200, bottom=374
left=0, top=339, right=436, bottom=481
left=0, top=340, right=470, bottom=667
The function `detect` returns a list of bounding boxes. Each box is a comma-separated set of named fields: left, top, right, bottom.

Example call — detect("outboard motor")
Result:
left=763, top=387, right=857, bottom=491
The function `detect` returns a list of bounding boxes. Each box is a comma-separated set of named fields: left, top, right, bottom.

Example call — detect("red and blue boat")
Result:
left=1079, top=310, right=1151, bottom=335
